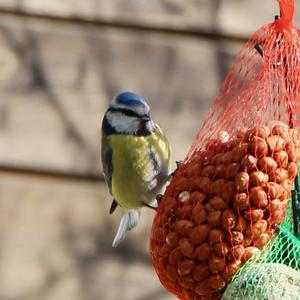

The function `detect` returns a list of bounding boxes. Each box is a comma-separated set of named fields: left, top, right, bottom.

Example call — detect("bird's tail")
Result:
left=112, top=210, right=141, bottom=247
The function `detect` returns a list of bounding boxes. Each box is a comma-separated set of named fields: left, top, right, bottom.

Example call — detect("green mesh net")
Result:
left=222, top=173, right=300, bottom=299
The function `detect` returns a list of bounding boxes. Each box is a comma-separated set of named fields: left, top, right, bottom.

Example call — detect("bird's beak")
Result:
left=141, top=114, right=151, bottom=122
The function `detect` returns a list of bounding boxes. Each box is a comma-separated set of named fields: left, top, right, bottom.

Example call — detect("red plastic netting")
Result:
left=188, top=0, right=299, bottom=160
left=150, top=1, right=300, bottom=299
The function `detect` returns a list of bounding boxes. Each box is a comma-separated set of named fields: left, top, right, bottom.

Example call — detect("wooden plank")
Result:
left=0, top=0, right=213, bottom=31
left=0, top=1, right=299, bottom=37
left=218, top=0, right=300, bottom=36
left=0, top=172, right=173, bottom=299
left=0, top=14, right=240, bottom=175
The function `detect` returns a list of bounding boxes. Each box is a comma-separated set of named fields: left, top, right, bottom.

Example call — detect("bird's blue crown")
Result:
left=113, top=92, right=149, bottom=108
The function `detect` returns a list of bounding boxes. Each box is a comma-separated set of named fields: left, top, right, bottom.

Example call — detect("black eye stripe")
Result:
left=109, top=107, right=140, bottom=117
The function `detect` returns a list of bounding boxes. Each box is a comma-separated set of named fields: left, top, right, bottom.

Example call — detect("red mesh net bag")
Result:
left=150, top=1, right=300, bottom=299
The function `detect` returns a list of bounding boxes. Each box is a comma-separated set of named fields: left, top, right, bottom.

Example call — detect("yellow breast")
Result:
left=108, top=126, right=171, bottom=210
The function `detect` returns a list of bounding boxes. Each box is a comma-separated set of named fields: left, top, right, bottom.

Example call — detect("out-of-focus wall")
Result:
left=0, top=1, right=296, bottom=299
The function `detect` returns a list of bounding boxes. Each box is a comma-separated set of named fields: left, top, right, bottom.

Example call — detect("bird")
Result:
left=101, top=91, right=172, bottom=247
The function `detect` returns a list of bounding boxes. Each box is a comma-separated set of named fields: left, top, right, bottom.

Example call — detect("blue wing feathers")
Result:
left=102, top=146, right=113, bottom=193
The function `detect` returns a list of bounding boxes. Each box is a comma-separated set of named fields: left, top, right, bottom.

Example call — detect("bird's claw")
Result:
left=155, top=194, right=166, bottom=208
left=156, top=194, right=163, bottom=204
left=176, top=160, right=183, bottom=167
left=168, top=160, right=183, bottom=179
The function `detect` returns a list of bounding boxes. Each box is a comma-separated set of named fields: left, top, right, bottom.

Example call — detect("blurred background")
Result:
left=0, top=1, right=298, bottom=299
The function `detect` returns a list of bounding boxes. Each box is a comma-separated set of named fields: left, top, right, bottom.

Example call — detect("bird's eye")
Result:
left=110, top=107, right=139, bottom=117
left=122, top=109, right=139, bottom=117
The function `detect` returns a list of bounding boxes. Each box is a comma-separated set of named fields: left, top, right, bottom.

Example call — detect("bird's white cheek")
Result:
left=106, top=112, right=140, bottom=133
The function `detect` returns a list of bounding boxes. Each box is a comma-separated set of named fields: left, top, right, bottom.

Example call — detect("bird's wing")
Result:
left=101, top=136, right=113, bottom=194
left=102, top=135, right=119, bottom=214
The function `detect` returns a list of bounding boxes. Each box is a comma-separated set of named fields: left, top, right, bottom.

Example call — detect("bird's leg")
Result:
left=168, top=160, right=183, bottom=179
left=142, top=202, right=157, bottom=211
left=109, top=199, right=118, bottom=214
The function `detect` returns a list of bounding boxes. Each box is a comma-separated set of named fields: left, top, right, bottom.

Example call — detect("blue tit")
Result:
left=101, top=91, right=171, bottom=247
